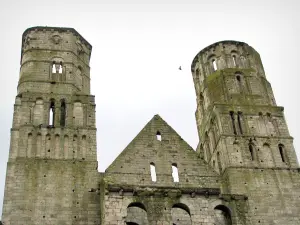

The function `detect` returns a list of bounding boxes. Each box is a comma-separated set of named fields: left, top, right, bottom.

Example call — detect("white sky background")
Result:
left=0, top=0, right=300, bottom=217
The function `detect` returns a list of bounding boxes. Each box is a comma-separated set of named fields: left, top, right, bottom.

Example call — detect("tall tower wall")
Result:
left=192, top=41, right=300, bottom=224
left=2, top=27, right=100, bottom=225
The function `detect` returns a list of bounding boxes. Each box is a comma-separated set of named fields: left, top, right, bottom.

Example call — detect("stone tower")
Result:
left=1, top=27, right=100, bottom=225
left=3, top=28, right=300, bottom=225
left=191, top=41, right=300, bottom=224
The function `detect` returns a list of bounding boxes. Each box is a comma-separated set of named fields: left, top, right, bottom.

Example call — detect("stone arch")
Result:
left=126, top=202, right=148, bottom=225
left=171, top=203, right=192, bottom=225
left=278, top=143, right=288, bottom=164
left=73, top=101, right=83, bottom=127
left=48, top=99, right=55, bottom=127
left=205, top=131, right=211, bottom=161
left=261, top=143, right=274, bottom=166
left=50, top=57, right=65, bottom=81
left=63, top=135, right=69, bottom=159
left=75, top=66, right=83, bottom=89
left=54, top=134, right=60, bottom=158
left=33, top=98, right=44, bottom=125
left=27, top=133, right=33, bottom=158
left=214, top=205, right=232, bottom=225
left=231, top=50, right=239, bottom=67
left=81, top=135, right=87, bottom=159
left=207, top=54, right=218, bottom=73
left=36, top=133, right=42, bottom=157
left=60, top=99, right=66, bottom=127
left=248, top=140, right=257, bottom=161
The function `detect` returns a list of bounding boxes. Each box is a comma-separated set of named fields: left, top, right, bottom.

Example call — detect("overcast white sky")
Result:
left=0, top=0, right=299, bottom=217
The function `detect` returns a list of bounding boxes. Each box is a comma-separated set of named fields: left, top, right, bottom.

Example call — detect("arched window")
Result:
left=229, top=111, right=237, bottom=135
left=73, top=102, right=83, bottom=127
left=278, top=144, right=287, bottom=163
left=205, top=131, right=211, bottom=160
left=60, top=99, right=66, bottom=127
left=33, top=99, right=44, bottom=125
left=172, top=163, right=179, bottom=182
left=156, top=131, right=161, bottom=141
left=171, top=203, right=191, bottom=225
left=249, top=142, right=257, bottom=161
left=217, top=152, right=222, bottom=174
left=214, top=205, right=232, bottom=225
left=49, top=99, right=55, bottom=126
left=126, top=203, right=148, bottom=225
left=237, top=111, right=243, bottom=134
left=27, top=133, right=33, bottom=157
left=58, top=61, right=63, bottom=74
left=52, top=61, right=56, bottom=73
left=232, top=55, right=237, bottom=67
left=150, top=162, right=157, bottom=182
left=212, top=59, right=217, bottom=71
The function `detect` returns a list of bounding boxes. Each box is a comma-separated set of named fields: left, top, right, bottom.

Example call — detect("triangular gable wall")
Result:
left=105, top=115, right=220, bottom=188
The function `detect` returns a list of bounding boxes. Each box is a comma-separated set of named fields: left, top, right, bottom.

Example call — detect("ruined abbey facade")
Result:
left=1, top=26, right=300, bottom=225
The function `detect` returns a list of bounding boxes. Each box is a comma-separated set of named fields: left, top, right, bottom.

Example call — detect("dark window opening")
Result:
left=49, top=100, right=55, bottom=126
left=236, top=75, right=241, bottom=82
left=230, top=111, right=237, bottom=135
left=217, top=152, right=222, bottom=174
left=156, top=131, right=161, bottom=141
left=249, top=144, right=255, bottom=161
left=237, top=111, right=243, bottom=134
left=279, top=144, right=286, bottom=163
left=60, top=100, right=66, bottom=127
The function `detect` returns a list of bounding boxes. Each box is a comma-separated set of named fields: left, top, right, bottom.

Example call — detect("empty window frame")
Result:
left=212, top=59, right=217, bottom=71
left=49, top=100, right=55, bottom=126
left=156, top=131, right=162, bottom=141
left=150, top=162, right=157, bottom=182
left=52, top=62, right=56, bottom=73
left=52, top=61, right=63, bottom=74
left=172, top=163, right=179, bottom=182
left=58, top=62, right=63, bottom=74
left=232, top=55, right=237, bottom=66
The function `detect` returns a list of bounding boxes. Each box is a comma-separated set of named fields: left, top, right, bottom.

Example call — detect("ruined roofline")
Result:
left=21, top=26, right=92, bottom=60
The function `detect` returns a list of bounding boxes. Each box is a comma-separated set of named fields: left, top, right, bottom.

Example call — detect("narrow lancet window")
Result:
left=52, top=62, right=56, bottom=73
left=279, top=144, right=286, bottom=163
left=150, top=162, right=157, bottom=182
left=156, top=131, right=162, bottom=141
left=59, top=62, right=63, bottom=74
left=230, top=111, right=237, bottom=135
left=249, top=143, right=256, bottom=161
left=232, top=55, right=237, bottom=66
left=172, top=163, right=179, bottom=182
left=60, top=100, right=66, bottom=127
left=49, top=100, right=55, bottom=126
left=212, top=59, right=217, bottom=71
left=237, top=111, right=243, bottom=134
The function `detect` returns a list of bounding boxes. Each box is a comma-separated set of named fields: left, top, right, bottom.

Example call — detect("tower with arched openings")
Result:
left=2, top=28, right=300, bottom=225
